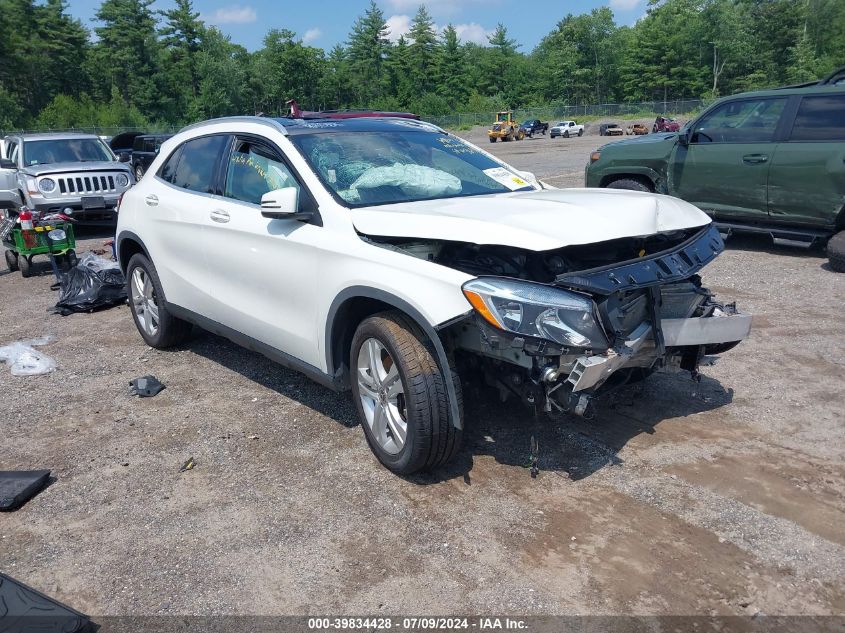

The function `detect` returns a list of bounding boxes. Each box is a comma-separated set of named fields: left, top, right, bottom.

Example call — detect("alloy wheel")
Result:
left=131, top=267, right=160, bottom=337
left=357, top=337, right=407, bottom=454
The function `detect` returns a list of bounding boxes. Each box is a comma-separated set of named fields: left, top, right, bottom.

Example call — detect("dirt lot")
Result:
left=1, top=132, right=843, bottom=619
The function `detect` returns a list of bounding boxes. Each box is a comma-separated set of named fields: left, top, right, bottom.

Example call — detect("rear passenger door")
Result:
left=200, top=135, right=324, bottom=367
left=668, top=97, right=787, bottom=222
left=767, top=93, right=845, bottom=228
left=145, top=134, right=231, bottom=313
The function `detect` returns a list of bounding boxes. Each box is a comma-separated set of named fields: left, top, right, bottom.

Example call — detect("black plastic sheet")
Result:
left=54, top=253, right=127, bottom=315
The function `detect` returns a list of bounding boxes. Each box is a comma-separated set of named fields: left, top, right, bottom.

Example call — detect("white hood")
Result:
left=351, top=188, right=711, bottom=251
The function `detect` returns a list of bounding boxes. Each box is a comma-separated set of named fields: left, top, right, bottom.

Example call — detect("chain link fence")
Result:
left=1, top=99, right=706, bottom=137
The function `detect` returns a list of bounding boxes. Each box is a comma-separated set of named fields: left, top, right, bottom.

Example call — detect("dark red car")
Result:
left=653, top=116, right=681, bottom=133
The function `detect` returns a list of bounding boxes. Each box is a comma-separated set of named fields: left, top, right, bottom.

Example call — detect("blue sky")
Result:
left=65, top=0, right=647, bottom=52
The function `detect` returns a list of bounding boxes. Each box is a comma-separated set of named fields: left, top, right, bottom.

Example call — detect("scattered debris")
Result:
left=0, top=337, right=57, bottom=376
left=529, top=435, right=540, bottom=478
left=0, top=470, right=51, bottom=511
left=129, top=375, right=165, bottom=397
left=179, top=457, right=195, bottom=472
left=53, top=252, right=127, bottom=315
left=0, top=571, right=91, bottom=632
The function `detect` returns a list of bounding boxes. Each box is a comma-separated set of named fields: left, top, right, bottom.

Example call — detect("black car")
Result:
left=131, top=134, right=172, bottom=180
left=519, top=119, right=548, bottom=137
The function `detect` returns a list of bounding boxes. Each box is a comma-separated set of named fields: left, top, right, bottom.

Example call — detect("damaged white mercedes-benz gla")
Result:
left=116, top=115, right=751, bottom=474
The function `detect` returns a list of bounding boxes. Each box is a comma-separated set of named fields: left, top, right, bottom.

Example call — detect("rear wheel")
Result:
left=351, top=311, right=462, bottom=475
left=126, top=253, right=192, bottom=348
left=134, top=164, right=144, bottom=181
left=827, top=230, right=845, bottom=272
left=578, top=129, right=583, bottom=136
left=606, top=177, right=652, bottom=192
left=4, top=249, right=18, bottom=272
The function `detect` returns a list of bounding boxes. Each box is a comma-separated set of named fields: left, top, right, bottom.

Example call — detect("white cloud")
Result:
left=385, top=14, right=412, bottom=42
left=609, top=0, right=642, bottom=10
left=205, top=4, right=257, bottom=25
left=302, top=28, right=322, bottom=43
left=385, top=14, right=493, bottom=46
left=452, top=22, right=493, bottom=45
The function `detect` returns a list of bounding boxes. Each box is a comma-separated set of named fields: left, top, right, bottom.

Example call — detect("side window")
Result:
left=790, top=95, right=845, bottom=141
left=144, top=139, right=155, bottom=152
left=133, top=137, right=144, bottom=151
left=6, top=142, right=18, bottom=162
left=692, top=98, right=786, bottom=143
left=171, top=135, right=228, bottom=193
left=158, top=145, right=183, bottom=183
left=223, top=139, right=300, bottom=206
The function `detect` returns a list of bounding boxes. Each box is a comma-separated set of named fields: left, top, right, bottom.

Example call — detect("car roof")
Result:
left=179, top=115, right=444, bottom=137
left=9, top=132, right=101, bottom=142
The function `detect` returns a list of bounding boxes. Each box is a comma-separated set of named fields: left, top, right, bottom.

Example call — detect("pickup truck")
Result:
left=519, top=119, right=548, bottom=137
left=550, top=121, right=584, bottom=138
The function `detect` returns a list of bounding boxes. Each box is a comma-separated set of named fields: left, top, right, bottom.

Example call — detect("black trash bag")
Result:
left=53, top=252, right=127, bottom=315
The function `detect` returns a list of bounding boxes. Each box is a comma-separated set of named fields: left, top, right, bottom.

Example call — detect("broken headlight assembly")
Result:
left=462, top=277, right=608, bottom=349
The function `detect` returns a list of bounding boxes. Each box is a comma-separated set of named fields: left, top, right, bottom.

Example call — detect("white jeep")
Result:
left=115, top=115, right=751, bottom=474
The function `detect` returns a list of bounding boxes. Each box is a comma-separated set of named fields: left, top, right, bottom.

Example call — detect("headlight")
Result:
left=115, top=173, right=130, bottom=187
left=462, top=277, right=608, bottom=349
left=38, top=178, right=56, bottom=193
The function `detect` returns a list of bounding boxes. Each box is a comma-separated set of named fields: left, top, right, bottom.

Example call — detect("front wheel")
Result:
left=606, top=177, right=652, bottom=192
left=828, top=230, right=845, bottom=272
left=351, top=311, right=462, bottom=475
left=19, top=255, right=32, bottom=278
left=489, top=137, right=496, bottom=143
left=134, top=165, right=144, bottom=181
left=563, top=131, right=569, bottom=138
left=126, top=253, right=192, bottom=348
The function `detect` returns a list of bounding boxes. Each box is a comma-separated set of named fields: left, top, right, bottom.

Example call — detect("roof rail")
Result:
left=178, top=116, right=288, bottom=134
left=284, top=99, right=420, bottom=121
left=820, top=65, right=845, bottom=85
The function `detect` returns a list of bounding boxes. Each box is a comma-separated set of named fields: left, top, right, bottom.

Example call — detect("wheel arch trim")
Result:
left=325, top=286, right=464, bottom=430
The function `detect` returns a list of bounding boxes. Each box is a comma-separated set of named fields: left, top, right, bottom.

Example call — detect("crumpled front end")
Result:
left=443, top=223, right=751, bottom=417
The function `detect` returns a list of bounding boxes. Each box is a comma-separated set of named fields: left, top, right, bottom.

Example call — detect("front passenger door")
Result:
left=201, top=136, right=324, bottom=367
left=669, top=97, right=787, bottom=222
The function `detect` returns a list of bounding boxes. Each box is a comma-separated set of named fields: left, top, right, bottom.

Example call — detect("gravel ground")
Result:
left=1, top=132, right=843, bottom=618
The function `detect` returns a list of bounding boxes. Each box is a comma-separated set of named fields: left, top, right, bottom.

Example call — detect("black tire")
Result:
left=134, top=164, right=144, bottom=181
left=4, top=249, right=18, bottom=272
left=126, top=253, right=192, bottom=348
left=350, top=311, right=463, bottom=475
left=489, top=137, right=496, bottom=143
left=19, top=255, right=32, bottom=278
left=827, top=230, right=845, bottom=272
left=578, top=129, right=583, bottom=137
left=606, top=177, right=652, bottom=192
left=563, top=130, right=569, bottom=138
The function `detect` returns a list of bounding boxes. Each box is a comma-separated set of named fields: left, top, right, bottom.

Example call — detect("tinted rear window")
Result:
left=790, top=95, right=845, bottom=141
left=170, top=135, right=229, bottom=193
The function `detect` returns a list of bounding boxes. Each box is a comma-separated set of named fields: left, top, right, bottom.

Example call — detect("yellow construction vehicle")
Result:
left=488, top=111, right=524, bottom=142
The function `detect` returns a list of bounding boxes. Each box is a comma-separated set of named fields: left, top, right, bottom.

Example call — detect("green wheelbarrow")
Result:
left=3, top=222, right=77, bottom=278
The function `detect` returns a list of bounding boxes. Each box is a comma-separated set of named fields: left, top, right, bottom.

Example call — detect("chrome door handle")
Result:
left=210, top=209, right=230, bottom=223
left=145, top=194, right=159, bottom=206
left=742, top=154, right=768, bottom=164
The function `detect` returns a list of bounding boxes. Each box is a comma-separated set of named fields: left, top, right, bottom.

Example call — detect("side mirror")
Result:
left=0, top=158, right=16, bottom=169
left=677, top=128, right=690, bottom=146
left=118, top=152, right=131, bottom=163
left=260, top=187, right=312, bottom=221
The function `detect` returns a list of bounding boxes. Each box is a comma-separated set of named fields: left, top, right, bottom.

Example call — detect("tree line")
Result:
left=1, top=0, right=843, bottom=131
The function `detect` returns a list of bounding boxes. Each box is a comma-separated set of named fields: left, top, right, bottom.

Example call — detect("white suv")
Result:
left=116, top=115, right=751, bottom=474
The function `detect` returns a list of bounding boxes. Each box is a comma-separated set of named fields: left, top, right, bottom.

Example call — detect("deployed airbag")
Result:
left=349, top=164, right=461, bottom=201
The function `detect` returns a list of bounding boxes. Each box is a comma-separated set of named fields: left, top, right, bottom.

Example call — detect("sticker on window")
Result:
left=483, top=167, right=529, bottom=190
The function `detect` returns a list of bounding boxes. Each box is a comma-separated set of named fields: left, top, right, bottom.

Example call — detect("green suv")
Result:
left=585, top=68, right=845, bottom=271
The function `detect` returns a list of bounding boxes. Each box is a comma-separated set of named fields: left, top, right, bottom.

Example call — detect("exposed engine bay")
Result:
left=363, top=224, right=751, bottom=419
